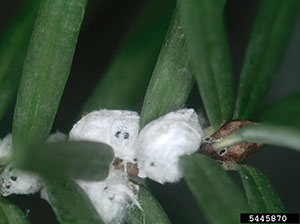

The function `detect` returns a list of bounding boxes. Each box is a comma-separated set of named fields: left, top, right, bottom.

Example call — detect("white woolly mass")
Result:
left=0, top=131, right=67, bottom=197
left=47, top=131, right=68, bottom=143
left=40, top=187, right=49, bottom=202
left=0, top=134, right=13, bottom=165
left=1, top=164, right=42, bottom=196
left=0, top=132, right=66, bottom=165
left=136, top=109, right=203, bottom=184
left=69, top=110, right=140, bottom=162
left=76, top=169, right=139, bottom=224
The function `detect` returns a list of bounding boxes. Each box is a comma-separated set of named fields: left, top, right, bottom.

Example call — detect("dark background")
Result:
left=0, top=0, right=299, bottom=223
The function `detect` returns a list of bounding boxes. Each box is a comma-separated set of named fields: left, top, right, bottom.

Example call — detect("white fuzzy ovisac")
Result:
left=69, top=110, right=140, bottom=162
left=0, top=131, right=66, bottom=197
left=136, top=109, right=203, bottom=184
left=0, top=134, right=13, bottom=165
left=46, top=131, right=68, bottom=143
left=76, top=169, right=140, bottom=224
left=1, top=164, right=43, bottom=196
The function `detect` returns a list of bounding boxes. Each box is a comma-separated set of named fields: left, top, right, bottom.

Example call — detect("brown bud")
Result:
left=201, top=120, right=263, bottom=163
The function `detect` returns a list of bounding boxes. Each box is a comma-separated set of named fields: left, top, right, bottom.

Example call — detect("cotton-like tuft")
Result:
left=1, top=164, right=42, bottom=196
left=47, top=131, right=68, bottom=143
left=0, top=134, right=13, bottom=165
left=77, top=169, right=139, bottom=224
left=136, top=109, right=203, bottom=184
left=69, top=110, right=140, bottom=162
left=0, top=131, right=66, bottom=197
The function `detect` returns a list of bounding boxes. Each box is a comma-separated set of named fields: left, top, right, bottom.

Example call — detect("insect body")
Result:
left=135, top=109, right=203, bottom=184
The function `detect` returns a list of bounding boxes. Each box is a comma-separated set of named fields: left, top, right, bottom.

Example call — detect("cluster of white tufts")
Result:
left=67, top=108, right=203, bottom=223
left=70, top=108, right=203, bottom=184
left=69, top=110, right=141, bottom=223
left=0, top=108, right=203, bottom=224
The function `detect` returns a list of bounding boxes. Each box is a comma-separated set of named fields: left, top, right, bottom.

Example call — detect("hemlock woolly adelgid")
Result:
left=0, top=131, right=66, bottom=197
left=69, top=110, right=140, bottom=162
left=40, top=168, right=141, bottom=224
left=0, top=134, right=13, bottom=165
left=136, top=109, right=203, bottom=184
left=1, top=164, right=43, bottom=196
left=76, top=169, right=140, bottom=224
left=0, top=131, right=67, bottom=165
left=46, top=131, right=67, bottom=143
